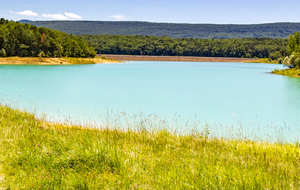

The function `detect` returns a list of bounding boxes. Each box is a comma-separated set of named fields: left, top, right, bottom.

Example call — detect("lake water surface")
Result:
left=1, top=61, right=300, bottom=141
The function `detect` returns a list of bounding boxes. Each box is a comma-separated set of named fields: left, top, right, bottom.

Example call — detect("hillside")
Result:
left=20, top=20, right=300, bottom=39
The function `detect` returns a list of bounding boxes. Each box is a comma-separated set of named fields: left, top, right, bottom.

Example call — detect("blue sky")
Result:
left=2, top=0, right=300, bottom=24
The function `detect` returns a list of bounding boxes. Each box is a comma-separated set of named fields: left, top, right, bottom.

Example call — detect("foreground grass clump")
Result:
left=272, top=68, right=300, bottom=77
left=1, top=106, right=300, bottom=189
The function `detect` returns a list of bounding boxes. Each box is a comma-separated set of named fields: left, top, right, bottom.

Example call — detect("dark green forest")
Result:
left=79, top=35, right=288, bottom=58
left=20, top=20, right=300, bottom=39
left=0, top=19, right=293, bottom=59
left=0, top=19, right=96, bottom=57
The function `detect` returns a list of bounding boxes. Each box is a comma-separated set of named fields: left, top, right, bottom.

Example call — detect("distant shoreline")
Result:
left=0, top=57, right=121, bottom=65
left=101, top=54, right=260, bottom=63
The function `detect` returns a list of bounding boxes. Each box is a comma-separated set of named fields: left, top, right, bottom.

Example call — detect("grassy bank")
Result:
left=0, top=57, right=120, bottom=65
left=1, top=105, right=300, bottom=189
left=272, top=68, right=300, bottom=77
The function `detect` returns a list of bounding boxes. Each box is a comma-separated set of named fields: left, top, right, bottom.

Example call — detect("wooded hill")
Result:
left=20, top=20, right=300, bottom=39
left=0, top=19, right=96, bottom=57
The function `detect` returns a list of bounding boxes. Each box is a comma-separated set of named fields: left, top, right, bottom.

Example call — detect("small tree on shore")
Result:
left=283, top=32, right=300, bottom=68
left=288, top=32, right=300, bottom=54
left=0, top=48, right=6, bottom=57
left=38, top=51, right=46, bottom=58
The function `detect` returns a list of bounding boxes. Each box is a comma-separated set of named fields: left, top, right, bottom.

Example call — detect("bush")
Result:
left=38, top=51, right=46, bottom=58
left=0, top=48, right=6, bottom=57
left=245, top=53, right=252, bottom=58
left=269, top=51, right=282, bottom=60
left=283, top=53, right=300, bottom=68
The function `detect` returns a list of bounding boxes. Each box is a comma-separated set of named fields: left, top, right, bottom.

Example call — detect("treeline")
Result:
left=0, top=18, right=290, bottom=59
left=0, top=18, right=96, bottom=58
left=79, top=35, right=288, bottom=59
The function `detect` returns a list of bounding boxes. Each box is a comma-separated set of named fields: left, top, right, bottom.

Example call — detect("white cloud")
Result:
left=42, top=14, right=68, bottom=20
left=16, top=10, right=39, bottom=17
left=110, top=15, right=126, bottom=21
left=64, top=12, right=82, bottom=19
left=9, top=11, right=14, bottom=14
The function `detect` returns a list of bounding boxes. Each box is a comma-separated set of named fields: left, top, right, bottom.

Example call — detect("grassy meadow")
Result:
left=1, top=105, right=300, bottom=189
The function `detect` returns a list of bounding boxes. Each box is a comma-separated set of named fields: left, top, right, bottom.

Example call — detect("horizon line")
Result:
left=17, top=19, right=300, bottom=25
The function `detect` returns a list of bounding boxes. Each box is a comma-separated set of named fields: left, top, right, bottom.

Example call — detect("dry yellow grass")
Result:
left=0, top=57, right=121, bottom=65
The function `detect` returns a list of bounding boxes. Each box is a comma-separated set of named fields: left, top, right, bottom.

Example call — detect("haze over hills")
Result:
left=19, top=20, right=300, bottom=39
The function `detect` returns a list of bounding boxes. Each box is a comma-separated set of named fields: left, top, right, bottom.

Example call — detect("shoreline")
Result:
left=0, top=56, right=268, bottom=65
left=271, top=68, right=300, bottom=77
left=101, top=54, right=260, bottom=63
left=0, top=57, right=121, bottom=65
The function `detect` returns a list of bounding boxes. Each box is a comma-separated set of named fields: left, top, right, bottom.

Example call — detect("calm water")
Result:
left=1, top=61, right=300, bottom=141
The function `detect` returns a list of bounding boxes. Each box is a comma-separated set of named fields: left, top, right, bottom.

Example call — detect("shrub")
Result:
left=269, top=51, right=282, bottom=60
left=277, top=57, right=283, bottom=64
left=0, top=48, right=6, bottom=57
left=38, top=51, right=46, bottom=58
left=283, top=53, right=300, bottom=68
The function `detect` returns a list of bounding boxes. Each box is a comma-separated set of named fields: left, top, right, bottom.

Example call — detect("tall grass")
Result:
left=1, top=105, right=300, bottom=189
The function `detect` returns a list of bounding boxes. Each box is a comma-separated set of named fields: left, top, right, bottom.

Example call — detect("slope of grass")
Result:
left=1, top=105, right=300, bottom=189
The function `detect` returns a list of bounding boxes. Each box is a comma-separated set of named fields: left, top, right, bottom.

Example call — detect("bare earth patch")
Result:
left=102, top=54, right=259, bottom=63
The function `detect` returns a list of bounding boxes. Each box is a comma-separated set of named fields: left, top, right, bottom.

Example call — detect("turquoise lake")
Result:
left=1, top=61, right=300, bottom=141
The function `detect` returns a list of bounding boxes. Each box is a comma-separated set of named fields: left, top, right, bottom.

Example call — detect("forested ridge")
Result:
left=79, top=35, right=288, bottom=59
left=0, top=18, right=96, bottom=57
left=20, top=20, right=300, bottom=39
left=0, top=18, right=293, bottom=60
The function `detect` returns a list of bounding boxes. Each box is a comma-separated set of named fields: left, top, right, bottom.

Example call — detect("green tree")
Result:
left=269, top=51, right=282, bottom=60
left=0, top=18, right=96, bottom=58
left=287, top=32, right=300, bottom=54
left=282, top=32, right=300, bottom=68
left=0, top=48, right=6, bottom=57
